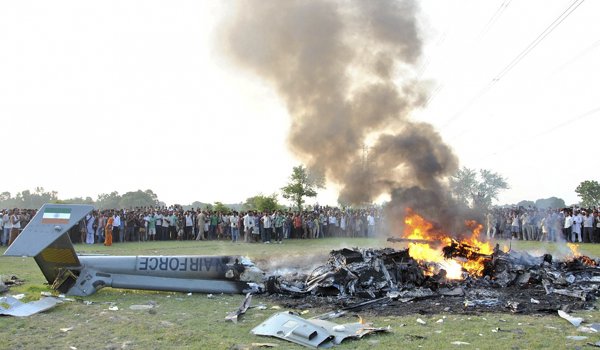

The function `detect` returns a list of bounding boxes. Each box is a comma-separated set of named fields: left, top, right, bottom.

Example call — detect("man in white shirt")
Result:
left=113, top=213, right=122, bottom=243
left=261, top=212, right=272, bottom=243
left=230, top=212, right=240, bottom=242
left=582, top=211, right=594, bottom=243
left=572, top=210, right=583, bottom=243
left=243, top=212, right=255, bottom=243
left=184, top=212, right=194, bottom=240
left=367, top=213, right=375, bottom=237
left=8, top=209, right=21, bottom=246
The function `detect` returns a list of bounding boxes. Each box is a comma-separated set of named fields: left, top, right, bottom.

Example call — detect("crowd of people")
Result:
left=484, top=207, right=600, bottom=243
left=0, top=206, right=381, bottom=246
left=3, top=205, right=600, bottom=248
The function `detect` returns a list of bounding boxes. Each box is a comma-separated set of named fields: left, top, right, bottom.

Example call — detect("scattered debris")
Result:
left=577, top=326, right=598, bottom=334
left=1, top=275, right=25, bottom=289
left=60, top=327, right=74, bottom=333
left=587, top=341, right=600, bottom=348
left=450, top=341, right=470, bottom=345
left=129, top=305, right=154, bottom=311
left=566, top=335, right=588, bottom=341
left=108, top=306, right=119, bottom=311
left=251, top=311, right=389, bottom=348
left=226, top=293, right=253, bottom=323
left=416, top=318, right=426, bottom=325
left=251, top=343, right=278, bottom=348
left=229, top=343, right=278, bottom=350
left=0, top=296, right=61, bottom=317
left=558, top=310, right=584, bottom=327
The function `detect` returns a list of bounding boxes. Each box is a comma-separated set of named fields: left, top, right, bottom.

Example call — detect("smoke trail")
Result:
left=219, top=0, right=469, bottom=231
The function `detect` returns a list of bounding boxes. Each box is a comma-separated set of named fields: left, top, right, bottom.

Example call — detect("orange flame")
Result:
left=567, top=243, right=580, bottom=257
left=401, top=209, right=491, bottom=279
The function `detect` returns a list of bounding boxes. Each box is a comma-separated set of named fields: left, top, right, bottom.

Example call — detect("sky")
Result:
left=0, top=0, right=598, bottom=207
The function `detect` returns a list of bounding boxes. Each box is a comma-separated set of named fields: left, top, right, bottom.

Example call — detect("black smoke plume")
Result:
left=219, top=0, right=478, bottom=234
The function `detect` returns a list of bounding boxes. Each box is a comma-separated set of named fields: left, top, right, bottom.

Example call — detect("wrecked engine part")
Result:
left=266, top=247, right=600, bottom=316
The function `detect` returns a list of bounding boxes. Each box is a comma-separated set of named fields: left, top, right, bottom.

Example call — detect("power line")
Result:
left=441, top=0, right=586, bottom=128
left=477, top=105, right=600, bottom=161
left=493, top=0, right=585, bottom=82
left=477, top=0, right=512, bottom=42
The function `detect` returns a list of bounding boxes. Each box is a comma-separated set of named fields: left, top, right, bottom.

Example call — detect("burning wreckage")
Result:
left=266, top=210, right=600, bottom=316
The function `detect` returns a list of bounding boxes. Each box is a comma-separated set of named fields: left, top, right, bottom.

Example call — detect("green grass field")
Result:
left=1, top=238, right=600, bottom=349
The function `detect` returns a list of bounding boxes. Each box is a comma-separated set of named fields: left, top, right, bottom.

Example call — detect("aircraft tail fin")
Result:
left=4, top=204, right=94, bottom=287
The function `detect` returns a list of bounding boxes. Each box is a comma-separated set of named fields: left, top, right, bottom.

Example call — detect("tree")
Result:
left=96, top=191, right=121, bottom=210
left=243, top=194, right=281, bottom=212
left=119, top=190, right=160, bottom=208
left=575, top=180, right=600, bottom=207
left=281, top=165, right=324, bottom=212
left=517, top=200, right=535, bottom=208
left=535, top=197, right=565, bottom=209
left=449, top=167, right=509, bottom=211
left=14, top=187, right=58, bottom=208
left=54, top=196, right=95, bottom=205
left=212, top=201, right=231, bottom=214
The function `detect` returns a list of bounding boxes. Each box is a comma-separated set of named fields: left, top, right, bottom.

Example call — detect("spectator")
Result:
left=583, top=211, right=594, bottom=243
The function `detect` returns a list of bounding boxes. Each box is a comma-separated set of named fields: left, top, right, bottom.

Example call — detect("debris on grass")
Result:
left=60, top=327, right=74, bottom=332
left=450, top=341, right=470, bottom=345
left=0, top=296, right=62, bottom=317
left=566, top=335, right=588, bottom=341
left=129, top=305, right=154, bottom=311
left=558, top=310, right=583, bottom=327
left=251, top=311, right=389, bottom=348
left=226, top=293, right=253, bottom=323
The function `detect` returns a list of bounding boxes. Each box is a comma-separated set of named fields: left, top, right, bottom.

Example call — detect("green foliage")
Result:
left=95, top=191, right=121, bottom=209
left=535, top=197, right=566, bottom=209
left=212, top=201, right=231, bottom=214
left=243, top=194, right=282, bottom=212
left=0, top=187, right=58, bottom=209
left=575, top=180, right=600, bottom=207
left=449, top=167, right=509, bottom=211
left=54, top=196, right=95, bottom=205
left=517, top=200, right=535, bottom=208
left=281, top=165, right=324, bottom=211
left=119, top=189, right=160, bottom=208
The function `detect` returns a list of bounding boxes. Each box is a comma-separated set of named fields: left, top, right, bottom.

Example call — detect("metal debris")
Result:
left=566, top=335, right=588, bottom=341
left=226, top=293, right=253, bottom=323
left=450, top=341, right=470, bottom=345
left=558, top=310, right=584, bottom=327
left=251, top=311, right=389, bottom=348
left=0, top=296, right=61, bottom=317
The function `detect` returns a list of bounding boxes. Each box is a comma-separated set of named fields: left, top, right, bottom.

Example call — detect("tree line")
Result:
left=2, top=166, right=599, bottom=211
